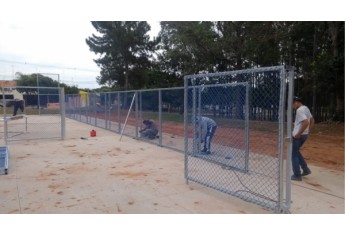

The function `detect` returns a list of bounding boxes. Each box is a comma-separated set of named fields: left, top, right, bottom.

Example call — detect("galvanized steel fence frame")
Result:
left=65, top=65, right=295, bottom=212
left=1, top=86, right=66, bottom=145
left=183, top=66, right=295, bottom=212
left=65, top=87, right=185, bottom=152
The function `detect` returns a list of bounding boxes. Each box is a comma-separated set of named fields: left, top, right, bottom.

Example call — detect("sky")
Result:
left=1, top=1, right=342, bottom=90
left=0, top=21, right=161, bottom=89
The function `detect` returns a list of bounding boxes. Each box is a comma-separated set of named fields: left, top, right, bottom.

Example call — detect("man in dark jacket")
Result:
left=139, top=120, right=158, bottom=140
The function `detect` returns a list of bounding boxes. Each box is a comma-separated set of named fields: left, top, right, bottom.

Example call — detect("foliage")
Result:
left=86, top=21, right=344, bottom=122
left=86, top=21, right=158, bottom=90
left=14, top=73, right=79, bottom=94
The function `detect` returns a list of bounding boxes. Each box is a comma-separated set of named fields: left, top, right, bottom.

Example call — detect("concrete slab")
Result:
left=0, top=118, right=344, bottom=214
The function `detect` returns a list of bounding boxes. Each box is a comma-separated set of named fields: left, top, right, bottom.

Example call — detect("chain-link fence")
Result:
left=66, top=87, right=185, bottom=152
left=184, top=66, right=295, bottom=212
left=1, top=86, right=65, bottom=145
left=65, top=66, right=294, bottom=212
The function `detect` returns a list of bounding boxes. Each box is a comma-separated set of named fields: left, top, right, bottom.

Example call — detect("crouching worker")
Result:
left=139, top=120, right=158, bottom=140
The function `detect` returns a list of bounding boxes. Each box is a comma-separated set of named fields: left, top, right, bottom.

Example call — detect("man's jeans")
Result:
left=13, top=100, right=24, bottom=116
left=203, top=126, right=217, bottom=152
left=292, top=134, right=309, bottom=176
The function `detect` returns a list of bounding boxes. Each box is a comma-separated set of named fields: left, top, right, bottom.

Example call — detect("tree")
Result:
left=86, top=21, right=157, bottom=90
left=328, top=22, right=344, bottom=121
left=15, top=72, right=79, bottom=94
left=85, top=21, right=343, bottom=122
left=280, top=22, right=344, bottom=121
left=158, top=21, right=219, bottom=75
left=15, top=73, right=58, bottom=87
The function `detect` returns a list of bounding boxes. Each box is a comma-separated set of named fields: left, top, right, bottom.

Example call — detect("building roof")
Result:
left=0, top=80, right=17, bottom=87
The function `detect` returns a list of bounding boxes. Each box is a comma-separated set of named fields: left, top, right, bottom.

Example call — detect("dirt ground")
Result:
left=301, top=122, right=344, bottom=171
left=100, top=114, right=344, bottom=172
left=163, top=120, right=344, bottom=172
left=1, top=117, right=343, bottom=214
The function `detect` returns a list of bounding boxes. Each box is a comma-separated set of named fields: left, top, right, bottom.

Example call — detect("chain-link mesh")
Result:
left=187, top=83, right=250, bottom=172
left=64, top=66, right=293, bottom=212
left=1, top=86, right=65, bottom=144
left=184, top=66, right=293, bottom=212
left=65, top=88, right=186, bottom=152
left=160, top=88, right=184, bottom=151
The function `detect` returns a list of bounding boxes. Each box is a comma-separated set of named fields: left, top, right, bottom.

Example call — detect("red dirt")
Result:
left=95, top=113, right=344, bottom=171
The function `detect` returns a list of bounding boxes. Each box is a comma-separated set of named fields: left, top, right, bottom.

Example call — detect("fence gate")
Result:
left=184, top=66, right=295, bottom=212
left=1, top=86, right=65, bottom=145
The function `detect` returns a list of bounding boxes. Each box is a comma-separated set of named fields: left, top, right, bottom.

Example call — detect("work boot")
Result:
left=301, top=168, right=311, bottom=176
left=291, top=175, right=302, bottom=181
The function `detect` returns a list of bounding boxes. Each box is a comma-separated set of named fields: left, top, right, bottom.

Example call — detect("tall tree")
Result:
left=86, top=21, right=156, bottom=90
left=328, top=22, right=344, bottom=121
left=280, top=22, right=344, bottom=121
left=158, top=21, right=218, bottom=75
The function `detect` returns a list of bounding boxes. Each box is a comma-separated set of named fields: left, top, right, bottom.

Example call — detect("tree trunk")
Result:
left=312, top=25, right=317, bottom=116
left=124, top=62, right=129, bottom=108
left=328, top=22, right=344, bottom=121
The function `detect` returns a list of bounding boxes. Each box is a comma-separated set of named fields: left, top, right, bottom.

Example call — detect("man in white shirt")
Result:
left=291, top=96, right=314, bottom=181
left=13, top=90, right=24, bottom=116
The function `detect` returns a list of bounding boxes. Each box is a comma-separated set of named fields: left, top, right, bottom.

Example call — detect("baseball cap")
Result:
left=293, top=96, right=303, bottom=103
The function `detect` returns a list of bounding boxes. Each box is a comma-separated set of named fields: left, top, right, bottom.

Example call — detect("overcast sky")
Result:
left=0, top=21, right=161, bottom=89
left=0, top=1, right=341, bottom=89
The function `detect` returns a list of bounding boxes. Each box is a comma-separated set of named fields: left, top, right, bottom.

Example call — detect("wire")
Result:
left=0, top=59, right=100, bottom=73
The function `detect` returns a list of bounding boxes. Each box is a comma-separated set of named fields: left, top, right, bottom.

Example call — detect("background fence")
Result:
left=184, top=66, right=294, bottom=212
left=65, top=66, right=294, bottom=212
left=0, top=86, right=65, bottom=145
left=66, top=87, right=185, bottom=152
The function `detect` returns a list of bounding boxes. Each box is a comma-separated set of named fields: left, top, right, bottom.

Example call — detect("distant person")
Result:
left=291, top=96, right=314, bottom=181
left=139, top=120, right=158, bottom=140
left=194, top=116, right=217, bottom=155
left=13, top=92, right=24, bottom=116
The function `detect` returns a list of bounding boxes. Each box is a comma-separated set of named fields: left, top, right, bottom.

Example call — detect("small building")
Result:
left=0, top=80, right=23, bottom=107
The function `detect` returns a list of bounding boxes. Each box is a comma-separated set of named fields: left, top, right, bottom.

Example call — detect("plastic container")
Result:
left=90, top=129, right=96, bottom=137
left=0, top=146, right=9, bottom=175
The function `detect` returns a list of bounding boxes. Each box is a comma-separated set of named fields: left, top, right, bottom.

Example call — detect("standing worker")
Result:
left=291, top=96, right=314, bottom=181
left=13, top=91, right=24, bottom=116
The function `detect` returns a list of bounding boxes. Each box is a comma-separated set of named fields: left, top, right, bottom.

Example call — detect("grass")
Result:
left=142, top=111, right=184, bottom=123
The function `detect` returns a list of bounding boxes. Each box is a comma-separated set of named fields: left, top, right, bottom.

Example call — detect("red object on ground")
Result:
left=90, top=129, right=96, bottom=137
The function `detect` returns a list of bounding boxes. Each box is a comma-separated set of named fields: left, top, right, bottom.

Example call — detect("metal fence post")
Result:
left=184, top=76, right=189, bottom=183
left=135, top=91, right=139, bottom=138
left=117, top=92, right=121, bottom=133
left=60, top=87, right=66, bottom=140
left=158, top=89, right=162, bottom=146
left=285, top=66, right=295, bottom=211
left=245, top=83, right=250, bottom=173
